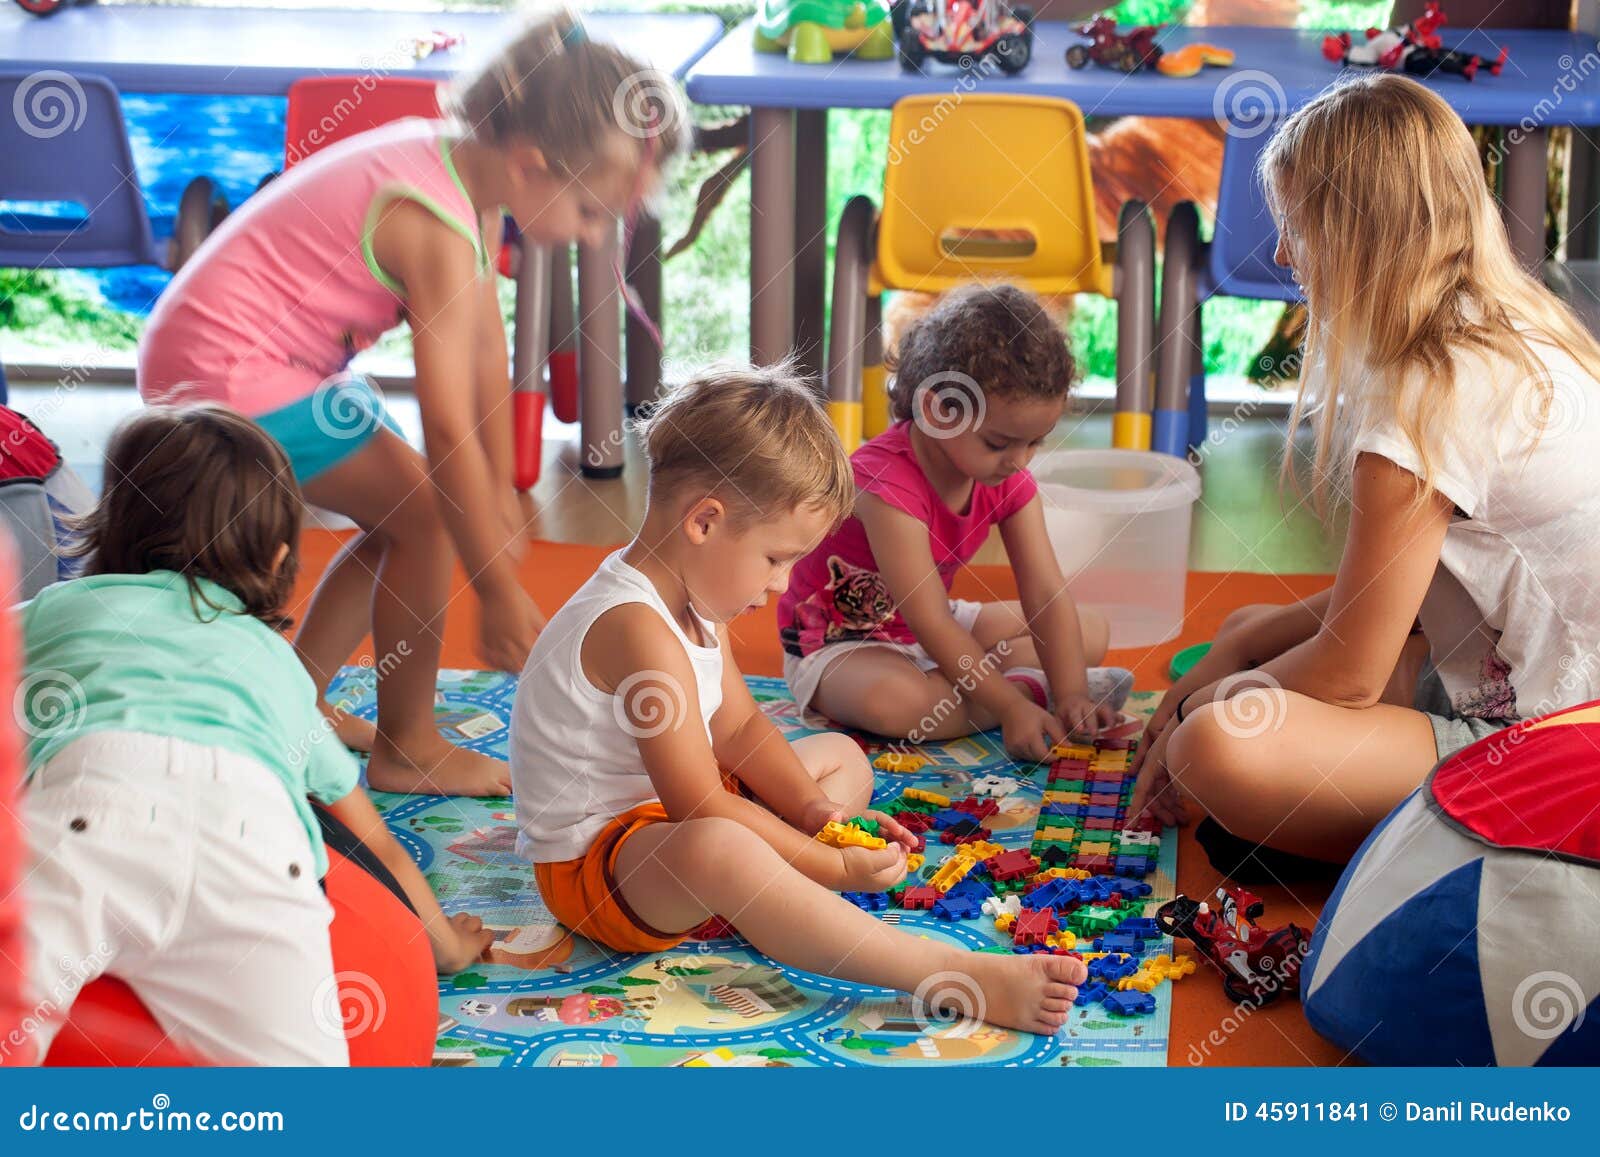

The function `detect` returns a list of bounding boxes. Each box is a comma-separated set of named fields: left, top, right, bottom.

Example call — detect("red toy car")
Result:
left=1065, top=14, right=1162, bottom=73
left=1156, top=886, right=1309, bottom=1006
left=895, top=0, right=1034, bottom=75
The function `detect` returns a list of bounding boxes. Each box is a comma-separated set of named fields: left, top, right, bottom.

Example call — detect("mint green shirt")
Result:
left=21, top=571, right=360, bottom=876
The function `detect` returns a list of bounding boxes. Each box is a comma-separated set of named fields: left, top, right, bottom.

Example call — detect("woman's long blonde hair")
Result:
left=1260, top=72, right=1600, bottom=512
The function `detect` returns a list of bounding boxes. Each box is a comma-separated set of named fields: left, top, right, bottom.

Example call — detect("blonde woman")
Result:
left=1132, top=73, right=1600, bottom=864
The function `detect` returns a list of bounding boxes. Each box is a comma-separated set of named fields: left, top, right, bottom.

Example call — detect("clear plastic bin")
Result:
left=1032, top=449, right=1202, bottom=648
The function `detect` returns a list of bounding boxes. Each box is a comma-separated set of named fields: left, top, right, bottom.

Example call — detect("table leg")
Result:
left=750, top=106, right=797, bottom=366
left=793, top=109, right=828, bottom=382
left=578, top=224, right=624, bottom=479
left=625, top=213, right=662, bottom=413
left=1502, top=126, right=1549, bottom=271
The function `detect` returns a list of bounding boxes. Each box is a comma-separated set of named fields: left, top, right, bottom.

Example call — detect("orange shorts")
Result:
left=533, top=773, right=745, bottom=955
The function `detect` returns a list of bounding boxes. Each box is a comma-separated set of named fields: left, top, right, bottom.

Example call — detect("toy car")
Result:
left=1322, top=3, right=1506, bottom=82
left=1065, top=15, right=1234, bottom=78
left=895, top=0, right=1034, bottom=75
left=1065, top=15, right=1161, bottom=73
left=1157, top=886, right=1309, bottom=1006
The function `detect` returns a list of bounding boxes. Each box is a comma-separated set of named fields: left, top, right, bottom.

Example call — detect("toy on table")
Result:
left=1157, top=885, right=1309, bottom=1006
left=754, top=0, right=896, bottom=64
left=412, top=30, right=466, bottom=60
left=895, top=0, right=1034, bottom=76
left=1064, top=15, right=1233, bottom=79
left=1322, top=2, right=1506, bottom=82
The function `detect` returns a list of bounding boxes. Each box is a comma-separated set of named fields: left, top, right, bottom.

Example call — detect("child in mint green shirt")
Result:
left=19, top=405, right=491, bottom=1066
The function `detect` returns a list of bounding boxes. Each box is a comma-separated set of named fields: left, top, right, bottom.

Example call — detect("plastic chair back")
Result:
left=284, top=77, right=443, bottom=169
left=877, top=94, right=1110, bottom=297
left=1205, top=129, right=1301, bottom=303
left=0, top=71, right=160, bottom=269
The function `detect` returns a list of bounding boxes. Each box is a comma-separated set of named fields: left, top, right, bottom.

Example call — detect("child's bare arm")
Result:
left=584, top=605, right=886, bottom=890
left=996, top=496, right=1100, bottom=730
left=856, top=492, right=1028, bottom=721
left=321, top=787, right=493, bottom=974
left=373, top=203, right=542, bottom=670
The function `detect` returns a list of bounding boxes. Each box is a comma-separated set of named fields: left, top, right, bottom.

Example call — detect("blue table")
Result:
left=686, top=18, right=1600, bottom=369
left=1, top=4, right=725, bottom=476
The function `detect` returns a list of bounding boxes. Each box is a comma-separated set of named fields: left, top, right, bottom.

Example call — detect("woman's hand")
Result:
left=1129, top=714, right=1191, bottom=829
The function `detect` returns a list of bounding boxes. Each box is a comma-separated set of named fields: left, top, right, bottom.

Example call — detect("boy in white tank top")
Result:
left=510, top=366, right=1086, bottom=1036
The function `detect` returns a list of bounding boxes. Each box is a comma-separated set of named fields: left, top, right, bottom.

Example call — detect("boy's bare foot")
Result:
left=320, top=700, right=377, bottom=753
left=366, top=733, right=512, bottom=798
left=922, top=951, right=1087, bottom=1036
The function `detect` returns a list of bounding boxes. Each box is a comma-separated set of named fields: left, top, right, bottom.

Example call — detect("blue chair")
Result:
left=1155, top=128, right=1301, bottom=457
left=0, top=71, right=167, bottom=404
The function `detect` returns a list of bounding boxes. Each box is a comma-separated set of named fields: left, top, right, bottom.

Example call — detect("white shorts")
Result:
left=22, top=731, right=348, bottom=1066
left=783, top=598, right=986, bottom=720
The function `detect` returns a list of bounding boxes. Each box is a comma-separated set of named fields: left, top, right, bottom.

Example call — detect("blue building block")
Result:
left=1075, top=981, right=1109, bottom=1006
left=842, top=891, right=889, bottom=912
left=1102, top=990, right=1156, bottom=1016
left=930, top=808, right=969, bottom=830
left=1086, top=805, right=1121, bottom=819
left=1114, top=857, right=1153, bottom=878
left=1021, top=878, right=1081, bottom=911
left=1092, top=933, right=1145, bottom=956
left=932, top=893, right=984, bottom=921
left=1088, top=953, right=1139, bottom=982
left=1116, top=917, right=1161, bottom=940
left=1109, top=877, right=1153, bottom=898
left=945, top=877, right=994, bottom=903
left=1040, top=802, right=1086, bottom=820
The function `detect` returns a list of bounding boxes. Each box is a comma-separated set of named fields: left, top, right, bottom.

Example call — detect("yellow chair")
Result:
left=826, top=94, right=1155, bottom=451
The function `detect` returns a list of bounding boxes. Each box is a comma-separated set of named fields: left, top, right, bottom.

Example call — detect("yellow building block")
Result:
left=1034, top=867, right=1092, bottom=881
left=1045, top=930, right=1077, bottom=951
left=815, top=821, right=886, bottom=850
left=928, top=855, right=976, bottom=893
left=1078, top=840, right=1113, bottom=856
left=994, top=912, right=1015, bottom=933
left=906, top=853, right=924, bottom=872
left=1035, top=825, right=1077, bottom=843
left=1090, top=753, right=1129, bottom=772
left=903, top=788, right=951, bottom=808
left=1049, top=743, right=1097, bottom=761
left=960, top=840, right=1004, bottom=862
left=874, top=751, right=931, bottom=774
left=1043, top=790, right=1089, bottom=806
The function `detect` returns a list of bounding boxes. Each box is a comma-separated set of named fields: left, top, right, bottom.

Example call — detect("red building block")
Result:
left=986, top=850, right=1040, bottom=882
left=1013, top=908, right=1059, bottom=947
left=954, top=797, right=999, bottom=821
left=1072, top=853, right=1113, bottom=872
left=900, top=886, right=939, bottom=910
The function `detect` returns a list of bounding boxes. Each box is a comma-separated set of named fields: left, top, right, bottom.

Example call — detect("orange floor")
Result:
left=291, top=530, right=1347, bottom=1067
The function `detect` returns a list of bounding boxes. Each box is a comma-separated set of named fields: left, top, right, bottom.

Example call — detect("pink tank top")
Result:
left=138, top=118, right=486, bottom=415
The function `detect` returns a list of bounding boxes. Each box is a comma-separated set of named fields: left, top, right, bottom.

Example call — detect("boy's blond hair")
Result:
left=637, top=364, right=855, bottom=529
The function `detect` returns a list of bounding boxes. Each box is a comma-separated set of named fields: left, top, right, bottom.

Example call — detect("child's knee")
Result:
left=660, top=815, right=767, bottom=878
left=809, top=731, right=872, bottom=797
left=851, top=678, right=927, bottom=738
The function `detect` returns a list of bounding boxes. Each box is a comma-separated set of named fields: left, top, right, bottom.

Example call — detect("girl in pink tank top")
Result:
left=138, top=11, right=687, bottom=797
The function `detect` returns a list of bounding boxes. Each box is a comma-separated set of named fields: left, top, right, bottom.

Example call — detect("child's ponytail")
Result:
left=448, top=7, right=688, bottom=174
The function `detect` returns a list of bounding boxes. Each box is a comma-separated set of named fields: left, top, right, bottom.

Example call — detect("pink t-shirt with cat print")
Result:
left=777, top=421, right=1038, bottom=658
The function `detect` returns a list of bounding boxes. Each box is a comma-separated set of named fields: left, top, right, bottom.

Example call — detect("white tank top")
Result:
left=510, top=550, right=724, bottom=862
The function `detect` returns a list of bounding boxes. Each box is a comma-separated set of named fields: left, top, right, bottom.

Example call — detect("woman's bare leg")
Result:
left=1166, top=693, right=1438, bottom=861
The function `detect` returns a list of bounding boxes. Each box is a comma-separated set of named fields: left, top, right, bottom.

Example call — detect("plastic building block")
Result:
left=1092, top=933, right=1144, bottom=956
left=1034, top=867, right=1092, bottom=882
left=1070, top=906, right=1127, bottom=936
left=945, top=877, right=995, bottom=903
left=1116, top=917, right=1161, bottom=940
left=972, top=774, right=1021, bottom=798
left=928, top=856, right=977, bottom=893
left=1088, top=953, right=1140, bottom=983
left=816, top=821, right=887, bottom=850
left=1078, top=840, right=1113, bottom=856
left=981, top=894, right=1023, bottom=919
left=1013, top=908, right=1059, bottom=946
left=930, top=808, right=970, bottom=830
left=985, top=850, right=1040, bottom=882
left=1072, top=853, right=1113, bottom=872
left=1049, top=742, right=1097, bottom=760
left=1035, top=825, right=1077, bottom=844
left=899, top=885, right=939, bottom=910
left=932, top=893, right=984, bottom=921
left=1045, top=930, right=1078, bottom=952
left=1075, top=981, right=1109, bottom=1006
left=954, top=796, right=999, bottom=821
left=1114, top=857, right=1153, bottom=878
left=842, top=891, right=890, bottom=912
left=874, top=751, right=931, bottom=774
left=1102, top=990, right=1156, bottom=1016
left=1109, top=877, right=1153, bottom=898
left=1119, top=830, right=1158, bottom=846
left=939, top=819, right=983, bottom=842
left=960, top=840, right=1004, bottom=862
left=906, top=853, right=924, bottom=873
left=849, top=815, right=881, bottom=837
left=903, top=788, right=951, bottom=808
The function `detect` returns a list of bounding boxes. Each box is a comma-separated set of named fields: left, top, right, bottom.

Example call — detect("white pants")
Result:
left=23, top=731, right=348, bottom=1066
